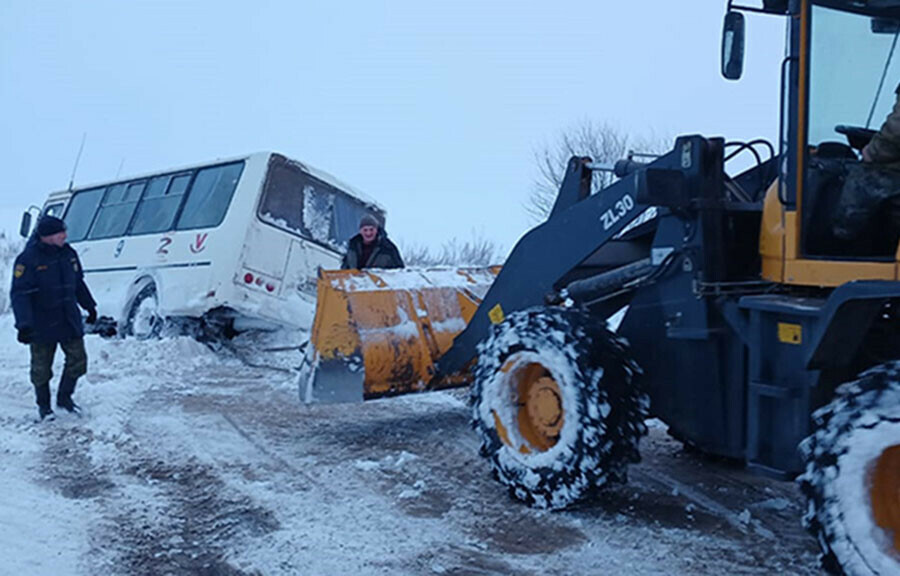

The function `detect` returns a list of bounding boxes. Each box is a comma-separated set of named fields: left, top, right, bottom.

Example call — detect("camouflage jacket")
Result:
left=866, top=84, right=900, bottom=165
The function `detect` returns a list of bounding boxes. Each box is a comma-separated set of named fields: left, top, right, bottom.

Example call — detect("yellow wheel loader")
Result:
left=301, top=1, right=900, bottom=573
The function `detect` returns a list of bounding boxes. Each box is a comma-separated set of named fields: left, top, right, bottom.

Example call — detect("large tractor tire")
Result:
left=471, top=306, right=647, bottom=509
left=799, top=362, right=900, bottom=576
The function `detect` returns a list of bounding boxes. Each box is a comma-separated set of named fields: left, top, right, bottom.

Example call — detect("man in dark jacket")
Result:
left=11, top=216, right=97, bottom=420
left=341, top=214, right=404, bottom=270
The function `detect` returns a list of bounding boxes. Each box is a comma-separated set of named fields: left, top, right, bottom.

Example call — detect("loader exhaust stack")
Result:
left=300, top=267, right=498, bottom=403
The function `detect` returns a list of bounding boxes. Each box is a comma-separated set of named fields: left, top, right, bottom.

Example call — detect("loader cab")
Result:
left=727, top=0, right=900, bottom=286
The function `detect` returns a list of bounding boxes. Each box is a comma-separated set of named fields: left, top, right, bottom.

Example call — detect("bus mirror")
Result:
left=19, top=211, right=32, bottom=238
left=722, top=11, right=745, bottom=81
left=872, top=17, right=900, bottom=34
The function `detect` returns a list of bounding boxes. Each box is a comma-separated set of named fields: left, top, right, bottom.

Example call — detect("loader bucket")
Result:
left=300, top=267, right=499, bottom=403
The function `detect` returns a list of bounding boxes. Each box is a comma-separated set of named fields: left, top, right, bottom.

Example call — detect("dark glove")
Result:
left=17, top=328, right=33, bottom=345
left=85, top=308, right=98, bottom=325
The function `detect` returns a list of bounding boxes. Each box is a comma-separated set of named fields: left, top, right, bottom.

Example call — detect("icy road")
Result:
left=0, top=318, right=821, bottom=575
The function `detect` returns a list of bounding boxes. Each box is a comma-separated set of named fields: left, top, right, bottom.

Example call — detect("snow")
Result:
left=606, top=306, right=628, bottom=332
left=480, top=347, right=582, bottom=472
left=358, top=304, right=420, bottom=341
left=0, top=238, right=824, bottom=575
left=0, top=400, right=98, bottom=575
left=431, top=317, right=467, bottom=334
left=298, top=159, right=383, bottom=211
left=0, top=315, right=824, bottom=575
left=332, top=267, right=496, bottom=294
left=258, top=211, right=300, bottom=236
left=832, top=418, right=900, bottom=574
left=0, top=313, right=222, bottom=575
left=353, top=451, right=419, bottom=473
left=302, top=185, right=336, bottom=246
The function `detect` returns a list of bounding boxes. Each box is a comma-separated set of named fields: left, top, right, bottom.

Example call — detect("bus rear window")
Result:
left=259, top=156, right=378, bottom=250
left=64, top=187, right=104, bottom=242
left=333, top=194, right=376, bottom=245
left=259, top=159, right=306, bottom=234
left=176, top=162, right=244, bottom=230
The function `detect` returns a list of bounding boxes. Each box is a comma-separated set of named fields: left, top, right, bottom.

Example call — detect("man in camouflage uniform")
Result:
left=863, top=84, right=900, bottom=165
left=833, top=84, right=900, bottom=244
left=10, top=216, right=97, bottom=420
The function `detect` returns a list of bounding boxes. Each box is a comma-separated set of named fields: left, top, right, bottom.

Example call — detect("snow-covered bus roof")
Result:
left=47, top=151, right=385, bottom=212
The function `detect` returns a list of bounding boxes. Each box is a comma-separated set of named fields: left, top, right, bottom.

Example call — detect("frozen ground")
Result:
left=0, top=315, right=822, bottom=575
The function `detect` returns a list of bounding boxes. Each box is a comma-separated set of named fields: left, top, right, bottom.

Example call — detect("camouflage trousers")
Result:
left=832, top=163, right=900, bottom=241
left=30, top=338, right=88, bottom=389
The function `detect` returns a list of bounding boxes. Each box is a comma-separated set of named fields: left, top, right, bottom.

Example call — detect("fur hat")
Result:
left=37, top=216, right=67, bottom=237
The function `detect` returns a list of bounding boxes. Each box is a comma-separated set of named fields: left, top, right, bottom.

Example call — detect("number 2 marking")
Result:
left=600, top=194, right=635, bottom=231
left=157, top=237, right=172, bottom=255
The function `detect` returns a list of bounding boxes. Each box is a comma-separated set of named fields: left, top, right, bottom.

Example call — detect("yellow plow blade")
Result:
left=300, top=267, right=498, bottom=403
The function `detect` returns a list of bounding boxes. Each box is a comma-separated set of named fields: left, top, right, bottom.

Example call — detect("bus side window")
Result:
left=89, top=181, right=145, bottom=240
left=176, top=162, right=244, bottom=230
left=64, top=187, right=105, bottom=242
left=130, top=174, right=191, bottom=235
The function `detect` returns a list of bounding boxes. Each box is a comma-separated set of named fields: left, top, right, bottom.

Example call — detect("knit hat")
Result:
left=359, top=214, right=379, bottom=229
left=37, top=216, right=67, bottom=237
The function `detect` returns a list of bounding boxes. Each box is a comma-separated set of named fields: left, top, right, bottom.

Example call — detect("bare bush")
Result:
left=528, top=120, right=669, bottom=221
left=402, top=232, right=500, bottom=267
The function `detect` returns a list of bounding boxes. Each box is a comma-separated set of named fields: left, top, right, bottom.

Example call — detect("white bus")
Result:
left=23, top=152, right=384, bottom=338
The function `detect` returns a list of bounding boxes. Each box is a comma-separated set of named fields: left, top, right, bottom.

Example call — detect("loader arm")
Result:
left=432, top=135, right=711, bottom=383
left=301, top=136, right=710, bottom=403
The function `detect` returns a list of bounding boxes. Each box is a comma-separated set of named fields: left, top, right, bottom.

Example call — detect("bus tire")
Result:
left=124, top=283, right=163, bottom=340
left=798, top=362, right=900, bottom=576
left=471, top=306, right=647, bottom=510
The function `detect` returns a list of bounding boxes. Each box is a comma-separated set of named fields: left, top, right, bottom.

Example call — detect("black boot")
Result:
left=35, top=384, right=55, bottom=421
left=56, top=377, right=80, bottom=414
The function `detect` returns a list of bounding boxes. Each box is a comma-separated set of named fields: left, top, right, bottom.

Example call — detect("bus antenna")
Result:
left=115, top=157, right=126, bottom=179
left=68, top=132, right=87, bottom=192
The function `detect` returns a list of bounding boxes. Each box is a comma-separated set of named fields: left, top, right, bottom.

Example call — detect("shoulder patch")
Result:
left=13, top=264, right=24, bottom=278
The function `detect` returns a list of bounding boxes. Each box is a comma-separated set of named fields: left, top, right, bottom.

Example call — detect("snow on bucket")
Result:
left=301, top=267, right=498, bottom=403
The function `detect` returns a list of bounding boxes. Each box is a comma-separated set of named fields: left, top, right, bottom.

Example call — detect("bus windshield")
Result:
left=808, top=5, right=900, bottom=146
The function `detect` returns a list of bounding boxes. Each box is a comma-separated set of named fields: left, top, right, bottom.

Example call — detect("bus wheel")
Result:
left=125, top=284, right=163, bottom=339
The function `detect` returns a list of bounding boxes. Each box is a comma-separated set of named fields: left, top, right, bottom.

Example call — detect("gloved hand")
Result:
left=17, top=328, right=33, bottom=344
left=85, top=308, right=98, bottom=324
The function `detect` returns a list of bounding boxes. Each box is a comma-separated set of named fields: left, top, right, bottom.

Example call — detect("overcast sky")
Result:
left=0, top=1, right=785, bottom=254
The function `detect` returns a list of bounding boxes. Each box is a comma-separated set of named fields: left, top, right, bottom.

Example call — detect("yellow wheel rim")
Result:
left=492, top=360, right=564, bottom=454
left=871, top=444, right=900, bottom=553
